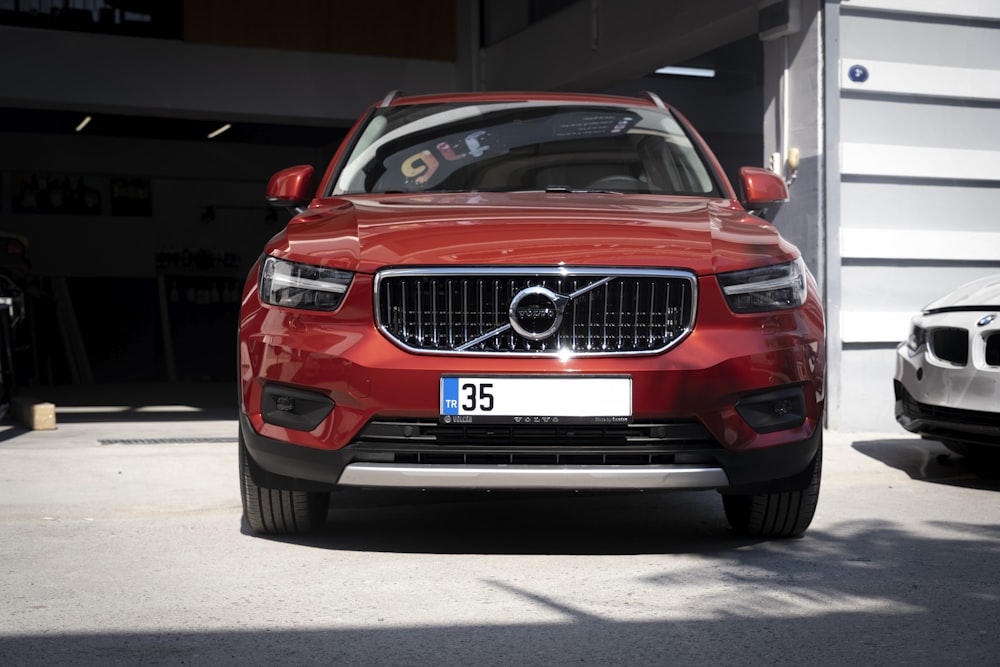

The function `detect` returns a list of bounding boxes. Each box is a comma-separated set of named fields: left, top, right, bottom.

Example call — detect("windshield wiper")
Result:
left=543, top=185, right=625, bottom=195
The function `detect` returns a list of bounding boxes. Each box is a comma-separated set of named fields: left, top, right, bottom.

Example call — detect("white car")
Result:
left=894, top=275, right=1000, bottom=462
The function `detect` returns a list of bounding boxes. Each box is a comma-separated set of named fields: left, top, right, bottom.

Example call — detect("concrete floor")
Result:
left=1, top=382, right=999, bottom=666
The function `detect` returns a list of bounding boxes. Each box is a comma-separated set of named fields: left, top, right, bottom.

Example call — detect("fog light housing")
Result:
left=736, top=386, right=806, bottom=434
left=261, top=384, right=334, bottom=431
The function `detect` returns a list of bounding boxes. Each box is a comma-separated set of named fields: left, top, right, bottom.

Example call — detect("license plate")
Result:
left=439, top=376, right=631, bottom=424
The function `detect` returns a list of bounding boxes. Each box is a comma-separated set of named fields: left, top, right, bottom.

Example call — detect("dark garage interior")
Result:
left=0, top=0, right=764, bottom=397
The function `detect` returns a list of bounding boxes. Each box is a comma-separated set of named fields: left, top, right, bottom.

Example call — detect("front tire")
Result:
left=722, top=438, right=822, bottom=538
left=239, top=430, right=330, bottom=535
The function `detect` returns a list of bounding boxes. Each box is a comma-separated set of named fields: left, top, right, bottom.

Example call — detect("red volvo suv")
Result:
left=238, top=91, right=825, bottom=538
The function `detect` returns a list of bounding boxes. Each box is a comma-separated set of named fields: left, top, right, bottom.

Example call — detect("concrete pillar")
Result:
left=761, top=0, right=825, bottom=293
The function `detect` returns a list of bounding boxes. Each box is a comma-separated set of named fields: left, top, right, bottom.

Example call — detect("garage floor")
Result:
left=1, top=382, right=999, bottom=665
left=9, top=380, right=239, bottom=425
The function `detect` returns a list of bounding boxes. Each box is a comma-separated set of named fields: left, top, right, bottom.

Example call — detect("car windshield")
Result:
left=331, top=101, right=721, bottom=196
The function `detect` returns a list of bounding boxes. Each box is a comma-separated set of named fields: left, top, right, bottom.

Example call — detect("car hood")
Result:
left=924, top=274, right=1000, bottom=312
left=264, top=191, right=799, bottom=276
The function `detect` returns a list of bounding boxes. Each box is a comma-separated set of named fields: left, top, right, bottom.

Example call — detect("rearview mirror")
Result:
left=738, top=166, right=789, bottom=215
left=266, top=165, right=315, bottom=210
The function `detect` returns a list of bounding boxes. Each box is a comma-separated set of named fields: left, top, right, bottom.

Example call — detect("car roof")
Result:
left=376, top=90, right=671, bottom=111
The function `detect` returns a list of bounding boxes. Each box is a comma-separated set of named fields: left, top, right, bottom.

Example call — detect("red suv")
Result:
left=238, top=91, right=825, bottom=538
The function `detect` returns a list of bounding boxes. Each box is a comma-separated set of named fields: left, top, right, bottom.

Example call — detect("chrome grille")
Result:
left=375, top=267, right=696, bottom=356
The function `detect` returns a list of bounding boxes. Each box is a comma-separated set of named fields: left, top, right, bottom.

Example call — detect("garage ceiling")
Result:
left=0, top=107, right=347, bottom=147
left=0, top=1, right=759, bottom=147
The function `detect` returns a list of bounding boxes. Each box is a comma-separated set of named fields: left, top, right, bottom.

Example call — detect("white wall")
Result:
left=826, top=0, right=1000, bottom=430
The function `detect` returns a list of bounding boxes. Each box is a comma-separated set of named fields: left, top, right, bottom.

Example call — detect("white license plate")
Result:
left=439, top=376, right=631, bottom=424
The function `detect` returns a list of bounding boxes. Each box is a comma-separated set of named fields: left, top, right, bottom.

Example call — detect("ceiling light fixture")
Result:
left=655, top=66, right=717, bottom=78
left=207, top=123, right=232, bottom=139
left=75, top=116, right=92, bottom=132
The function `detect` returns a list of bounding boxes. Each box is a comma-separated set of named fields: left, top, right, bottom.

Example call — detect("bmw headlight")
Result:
left=906, top=321, right=926, bottom=351
left=718, top=257, right=807, bottom=313
left=259, top=256, right=353, bottom=311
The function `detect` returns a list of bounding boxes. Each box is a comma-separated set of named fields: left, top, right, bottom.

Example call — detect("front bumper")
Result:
left=239, top=271, right=825, bottom=492
left=894, top=324, right=1000, bottom=447
left=240, top=411, right=822, bottom=493
left=895, top=382, right=1000, bottom=448
left=241, top=275, right=824, bottom=448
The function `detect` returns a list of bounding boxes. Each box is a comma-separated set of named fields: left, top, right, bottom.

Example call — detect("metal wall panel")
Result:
left=839, top=348, right=899, bottom=430
left=842, top=0, right=1000, bottom=21
left=840, top=264, right=1000, bottom=344
left=841, top=98, right=1000, bottom=151
left=841, top=182, right=1000, bottom=233
left=841, top=265, right=999, bottom=312
left=840, top=13, right=1000, bottom=67
left=832, top=2, right=1000, bottom=430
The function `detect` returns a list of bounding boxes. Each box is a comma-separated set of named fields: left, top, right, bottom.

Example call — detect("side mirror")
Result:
left=266, top=165, right=315, bottom=210
left=738, top=166, right=789, bottom=215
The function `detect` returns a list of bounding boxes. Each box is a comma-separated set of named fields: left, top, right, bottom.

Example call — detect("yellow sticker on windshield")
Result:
left=401, top=150, right=440, bottom=185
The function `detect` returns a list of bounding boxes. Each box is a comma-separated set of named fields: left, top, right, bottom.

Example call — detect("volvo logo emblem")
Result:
left=509, top=286, right=568, bottom=340
left=977, top=314, right=996, bottom=327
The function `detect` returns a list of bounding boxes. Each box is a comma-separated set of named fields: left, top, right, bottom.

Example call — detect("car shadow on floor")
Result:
left=852, top=437, right=1000, bottom=489
left=242, top=487, right=777, bottom=556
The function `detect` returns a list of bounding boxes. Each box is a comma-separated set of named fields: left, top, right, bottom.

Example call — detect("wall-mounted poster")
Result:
left=111, top=177, right=153, bottom=216
left=11, top=172, right=104, bottom=215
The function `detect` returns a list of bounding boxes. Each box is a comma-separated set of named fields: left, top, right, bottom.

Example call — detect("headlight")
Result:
left=259, top=256, right=353, bottom=311
left=718, top=257, right=807, bottom=313
left=906, top=322, right=926, bottom=352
